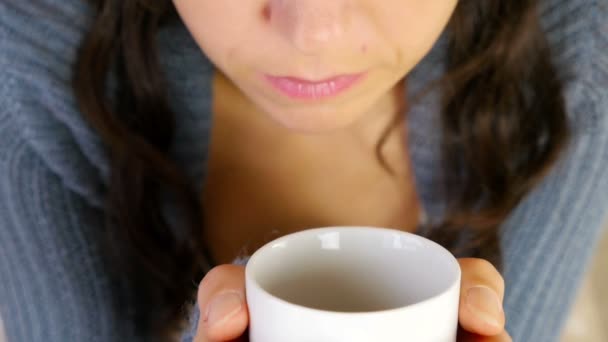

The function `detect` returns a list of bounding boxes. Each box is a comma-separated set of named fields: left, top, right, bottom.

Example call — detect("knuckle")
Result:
left=460, top=258, right=504, bottom=290
left=198, top=265, right=233, bottom=295
left=471, top=258, right=494, bottom=272
left=496, top=272, right=506, bottom=292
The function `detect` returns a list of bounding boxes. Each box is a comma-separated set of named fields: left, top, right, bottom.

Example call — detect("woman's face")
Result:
left=174, top=0, right=457, bottom=133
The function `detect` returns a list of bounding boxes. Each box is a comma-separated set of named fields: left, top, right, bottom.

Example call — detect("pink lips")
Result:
left=264, top=72, right=366, bottom=100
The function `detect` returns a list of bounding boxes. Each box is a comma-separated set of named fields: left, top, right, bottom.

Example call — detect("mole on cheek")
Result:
left=361, top=44, right=367, bottom=54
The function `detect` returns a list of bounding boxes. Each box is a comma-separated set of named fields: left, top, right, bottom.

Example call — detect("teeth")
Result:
left=328, top=81, right=337, bottom=93
left=268, top=73, right=361, bottom=99
left=285, top=79, right=336, bottom=97
left=317, top=82, right=330, bottom=97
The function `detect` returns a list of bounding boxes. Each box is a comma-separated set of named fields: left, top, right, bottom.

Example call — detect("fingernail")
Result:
left=466, top=285, right=503, bottom=328
left=203, top=291, right=243, bottom=326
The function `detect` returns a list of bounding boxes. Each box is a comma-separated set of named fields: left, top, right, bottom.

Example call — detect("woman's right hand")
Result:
left=194, top=265, right=249, bottom=342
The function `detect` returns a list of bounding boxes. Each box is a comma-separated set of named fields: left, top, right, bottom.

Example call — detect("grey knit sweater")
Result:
left=1, top=0, right=607, bottom=341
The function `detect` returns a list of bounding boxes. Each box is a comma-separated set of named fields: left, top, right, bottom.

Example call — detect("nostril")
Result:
left=262, top=4, right=271, bottom=22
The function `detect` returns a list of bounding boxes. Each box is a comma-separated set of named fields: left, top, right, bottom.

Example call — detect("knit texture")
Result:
left=1, top=0, right=607, bottom=341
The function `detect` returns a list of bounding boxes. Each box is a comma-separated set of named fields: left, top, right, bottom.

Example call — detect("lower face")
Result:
left=173, top=0, right=458, bottom=133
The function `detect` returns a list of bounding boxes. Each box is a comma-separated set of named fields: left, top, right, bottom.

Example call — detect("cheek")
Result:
left=379, top=1, right=457, bottom=67
left=173, top=1, right=251, bottom=63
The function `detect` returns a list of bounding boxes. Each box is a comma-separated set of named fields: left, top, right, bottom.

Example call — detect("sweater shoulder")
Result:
left=0, top=0, right=216, bottom=198
left=541, top=0, right=608, bottom=135
left=0, top=0, right=107, bottom=207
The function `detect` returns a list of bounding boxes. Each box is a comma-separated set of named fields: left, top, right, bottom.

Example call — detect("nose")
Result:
left=267, top=0, right=350, bottom=55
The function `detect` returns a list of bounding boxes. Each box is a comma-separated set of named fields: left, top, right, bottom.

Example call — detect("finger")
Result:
left=458, top=258, right=506, bottom=336
left=195, top=264, right=249, bottom=342
left=458, top=326, right=513, bottom=342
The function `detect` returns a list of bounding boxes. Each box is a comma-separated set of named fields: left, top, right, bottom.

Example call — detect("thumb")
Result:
left=195, top=265, right=249, bottom=342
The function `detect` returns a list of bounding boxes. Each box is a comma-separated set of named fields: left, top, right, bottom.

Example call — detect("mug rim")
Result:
left=244, top=226, right=462, bottom=316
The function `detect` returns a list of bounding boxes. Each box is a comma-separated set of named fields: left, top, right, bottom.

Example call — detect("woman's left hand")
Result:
left=457, top=258, right=512, bottom=341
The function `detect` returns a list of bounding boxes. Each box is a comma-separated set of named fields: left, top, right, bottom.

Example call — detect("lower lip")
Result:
left=264, top=72, right=366, bottom=100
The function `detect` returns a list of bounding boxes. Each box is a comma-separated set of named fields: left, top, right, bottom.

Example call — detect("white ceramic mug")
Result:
left=244, top=226, right=461, bottom=342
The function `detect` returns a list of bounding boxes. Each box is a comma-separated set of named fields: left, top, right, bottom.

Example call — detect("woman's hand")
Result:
left=194, top=259, right=511, bottom=342
left=194, top=265, right=249, bottom=342
left=456, top=258, right=512, bottom=342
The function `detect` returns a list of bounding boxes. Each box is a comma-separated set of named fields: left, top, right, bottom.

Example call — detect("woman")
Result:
left=0, top=0, right=606, bottom=341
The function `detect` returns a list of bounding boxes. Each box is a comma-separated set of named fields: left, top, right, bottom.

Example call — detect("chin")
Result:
left=266, top=107, right=360, bottom=135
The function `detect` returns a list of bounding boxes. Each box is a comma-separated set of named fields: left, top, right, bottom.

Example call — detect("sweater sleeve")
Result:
left=0, top=2, right=212, bottom=341
left=501, top=1, right=608, bottom=340
left=501, top=118, right=608, bottom=342
left=0, top=2, right=171, bottom=339
left=0, top=81, right=151, bottom=341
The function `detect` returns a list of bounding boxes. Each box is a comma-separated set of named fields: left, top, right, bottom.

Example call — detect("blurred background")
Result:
left=0, top=226, right=606, bottom=341
left=561, top=225, right=608, bottom=342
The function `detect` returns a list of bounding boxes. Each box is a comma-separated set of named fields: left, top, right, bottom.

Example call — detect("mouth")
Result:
left=263, top=72, right=367, bottom=101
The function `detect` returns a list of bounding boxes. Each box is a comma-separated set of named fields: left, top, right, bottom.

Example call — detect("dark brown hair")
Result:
left=73, top=0, right=569, bottom=339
